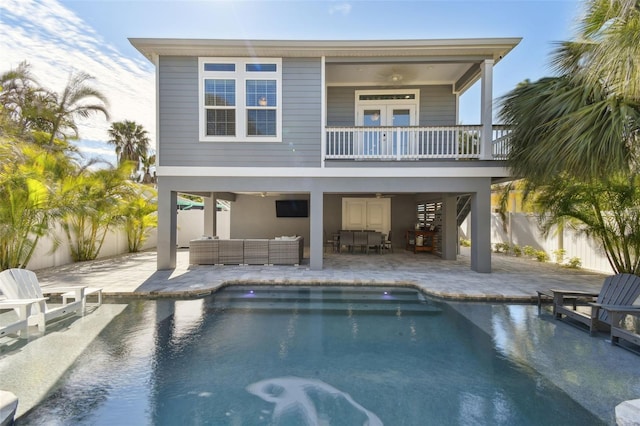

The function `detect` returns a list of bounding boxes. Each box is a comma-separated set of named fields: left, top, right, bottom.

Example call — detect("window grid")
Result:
left=246, top=80, right=277, bottom=107
left=206, top=109, right=236, bottom=136
left=247, top=110, right=276, bottom=136
left=200, top=58, right=281, bottom=141
left=204, top=79, right=236, bottom=107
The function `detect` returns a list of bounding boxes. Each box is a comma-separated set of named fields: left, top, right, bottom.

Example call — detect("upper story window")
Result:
left=199, top=58, right=282, bottom=142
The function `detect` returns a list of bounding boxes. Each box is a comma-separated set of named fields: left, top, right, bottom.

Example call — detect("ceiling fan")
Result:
left=375, top=66, right=415, bottom=86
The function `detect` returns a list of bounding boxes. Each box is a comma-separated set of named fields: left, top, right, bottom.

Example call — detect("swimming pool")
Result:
left=18, top=286, right=606, bottom=425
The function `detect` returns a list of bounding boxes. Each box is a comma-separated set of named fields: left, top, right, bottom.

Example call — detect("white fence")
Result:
left=24, top=210, right=611, bottom=274
left=489, top=212, right=614, bottom=274
left=25, top=209, right=231, bottom=270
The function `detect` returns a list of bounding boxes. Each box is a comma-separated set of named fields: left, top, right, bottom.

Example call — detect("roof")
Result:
left=129, top=37, right=521, bottom=94
left=130, top=37, right=520, bottom=62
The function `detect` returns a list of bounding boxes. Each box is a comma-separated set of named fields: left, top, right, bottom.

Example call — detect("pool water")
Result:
left=19, top=286, right=604, bottom=425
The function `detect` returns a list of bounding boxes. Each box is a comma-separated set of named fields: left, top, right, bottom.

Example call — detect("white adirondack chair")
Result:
left=0, top=269, right=101, bottom=332
left=0, top=298, right=43, bottom=338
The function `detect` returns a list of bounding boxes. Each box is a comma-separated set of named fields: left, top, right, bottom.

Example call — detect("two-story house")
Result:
left=130, top=38, right=520, bottom=272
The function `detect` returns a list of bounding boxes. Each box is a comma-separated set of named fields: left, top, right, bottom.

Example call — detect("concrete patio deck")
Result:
left=34, top=247, right=606, bottom=301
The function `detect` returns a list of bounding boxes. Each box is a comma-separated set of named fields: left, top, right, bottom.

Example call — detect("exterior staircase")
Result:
left=457, top=194, right=472, bottom=227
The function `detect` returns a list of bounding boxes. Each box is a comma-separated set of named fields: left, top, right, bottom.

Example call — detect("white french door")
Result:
left=356, top=100, right=417, bottom=158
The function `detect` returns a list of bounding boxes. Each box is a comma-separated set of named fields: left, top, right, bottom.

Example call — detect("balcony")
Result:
left=325, top=125, right=510, bottom=161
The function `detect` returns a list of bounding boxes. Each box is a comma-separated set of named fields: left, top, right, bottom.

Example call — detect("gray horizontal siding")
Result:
left=158, top=56, right=322, bottom=167
left=419, top=85, right=456, bottom=126
left=327, top=85, right=456, bottom=126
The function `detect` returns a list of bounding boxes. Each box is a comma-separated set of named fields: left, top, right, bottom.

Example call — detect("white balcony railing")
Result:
left=325, top=125, right=511, bottom=160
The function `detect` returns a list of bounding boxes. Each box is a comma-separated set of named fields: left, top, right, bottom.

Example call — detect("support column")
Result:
left=157, top=186, right=177, bottom=270
left=480, top=59, right=494, bottom=160
left=203, top=193, right=217, bottom=237
left=470, top=182, right=492, bottom=273
left=441, top=194, right=458, bottom=260
left=310, top=189, right=324, bottom=270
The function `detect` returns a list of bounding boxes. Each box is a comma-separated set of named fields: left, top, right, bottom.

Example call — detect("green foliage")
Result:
left=122, top=185, right=158, bottom=252
left=497, top=1, right=640, bottom=275
left=535, top=250, right=549, bottom=263
left=499, top=0, right=640, bottom=183
left=566, top=257, right=582, bottom=269
left=60, top=164, right=134, bottom=261
left=522, top=245, right=537, bottom=257
left=552, top=249, right=566, bottom=264
left=512, top=245, right=522, bottom=257
left=0, top=62, right=155, bottom=267
left=493, top=242, right=510, bottom=253
left=46, top=71, right=110, bottom=144
left=533, top=173, right=640, bottom=274
left=493, top=242, right=522, bottom=256
left=108, top=120, right=150, bottom=175
left=459, top=238, right=471, bottom=247
left=0, top=140, right=63, bottom=268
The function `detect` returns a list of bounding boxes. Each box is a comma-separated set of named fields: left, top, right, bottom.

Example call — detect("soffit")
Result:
left=129, top=38, right=521, bottom=63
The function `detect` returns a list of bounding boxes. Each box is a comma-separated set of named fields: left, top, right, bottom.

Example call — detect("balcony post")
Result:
left=480, top=59, right=494, bottom=160
left=321, top=56, right=326, bottom=168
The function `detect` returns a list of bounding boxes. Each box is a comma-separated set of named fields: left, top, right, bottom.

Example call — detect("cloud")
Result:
left=329, top=2, right=352, bottom=15
left=0, top=0, right=155, bottom=158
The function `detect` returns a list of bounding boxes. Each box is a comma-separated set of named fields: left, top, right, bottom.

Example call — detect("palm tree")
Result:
left=553, top=0, right=640, bottom=102
left=121, top=184, right=157, bottom=252
left=499, top=75, right=640, bottom=183
left=533, top=172, right=640, bottom=275
left=140, top=153, right=156, bottom=184
left=60, top=163, right=135, bottom=261
left=107, top=120, right=150, bottom=172
left=498, top=0, right=640, bottom=275
left=0, top=138, right=74, bottom=268
left=0, top=61, right=53, bottom=137
left=47, top=71, right=110, bottom=145
left=499, top=0, right=640, bottom=183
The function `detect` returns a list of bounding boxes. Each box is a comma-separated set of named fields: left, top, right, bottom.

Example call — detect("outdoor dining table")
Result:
left=337, top=230, right=383, bottom=254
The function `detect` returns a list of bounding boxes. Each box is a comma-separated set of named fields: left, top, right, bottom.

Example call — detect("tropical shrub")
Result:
left=566, top=257, right=582, bottom=269
left=552, top=249, right=566, bottom=265
left=522, top=245, right=537, bottom=257
left=60, top=164, right=134, bottom=261
left=535, top=250, right=549, bottom=262
left=122, top=185, right=157, bottom=252
left=0, top=140, right=68, bottom=269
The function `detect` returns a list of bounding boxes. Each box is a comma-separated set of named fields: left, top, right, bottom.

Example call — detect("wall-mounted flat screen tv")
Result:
left=275, top=200, right=309, bottom=218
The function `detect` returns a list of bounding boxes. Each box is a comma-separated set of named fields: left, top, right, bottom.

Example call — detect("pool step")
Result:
left=210, top=286, right=443, bottom=314
left=218, top=287, right=431, bottom=304
left=209, top=299, right=442, bottom=315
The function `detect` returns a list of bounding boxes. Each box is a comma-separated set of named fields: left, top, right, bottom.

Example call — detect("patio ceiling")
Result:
left=325, top=62, right=475, bottom=89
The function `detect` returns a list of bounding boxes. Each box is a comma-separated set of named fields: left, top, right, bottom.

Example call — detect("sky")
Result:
left=0, top=0, right=583, bottom=166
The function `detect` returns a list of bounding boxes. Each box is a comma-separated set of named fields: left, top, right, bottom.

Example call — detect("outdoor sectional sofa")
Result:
left=189, top=236, right=304, bottom=266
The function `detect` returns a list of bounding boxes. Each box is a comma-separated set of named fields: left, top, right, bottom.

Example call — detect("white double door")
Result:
left=341, top=197, right=391, bottom=234
left=357, top=104, right=416, bottom=157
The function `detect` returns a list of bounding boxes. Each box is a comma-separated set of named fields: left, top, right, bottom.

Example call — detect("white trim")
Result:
left=198, top=57, right=282, bottom=143
left=480, top=59, right=494, bottom=160
left=354, top=89, right=420, bottom=126
left=455, top=92, right=460, bottom=125
left=153, top=53, right=160, bottom=165
left=321, top=56, right=326, bottom=168
left=156, top=166, right=509, bottom=178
